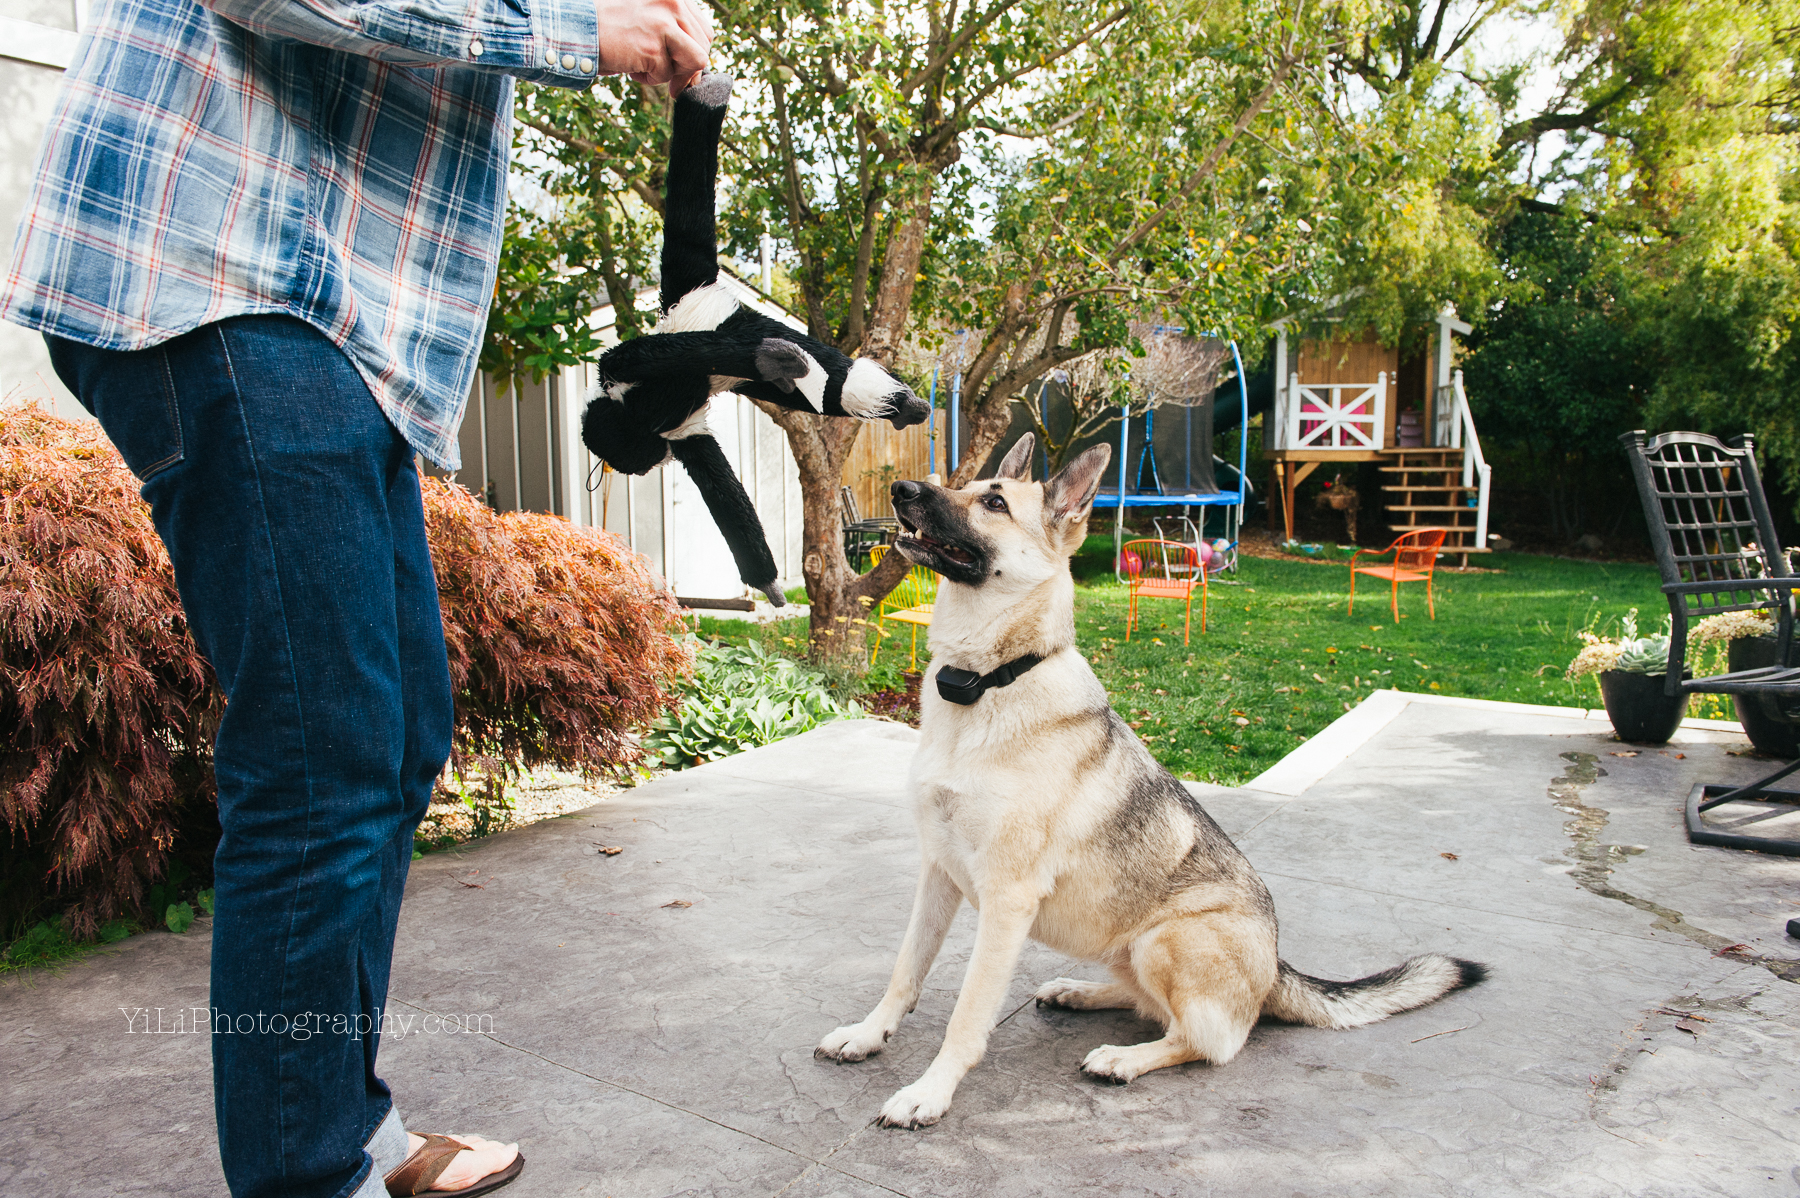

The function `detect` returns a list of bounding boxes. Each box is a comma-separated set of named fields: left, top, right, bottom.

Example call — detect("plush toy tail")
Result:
left=660, top=72, right=733, bottom=314
left=666, top=433, right=786, bottom=607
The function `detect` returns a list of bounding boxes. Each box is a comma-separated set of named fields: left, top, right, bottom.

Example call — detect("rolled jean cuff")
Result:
left=349, top=1107, right=408, bottom=1198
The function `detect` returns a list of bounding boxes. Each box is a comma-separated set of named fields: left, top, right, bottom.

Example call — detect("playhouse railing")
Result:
left=1441, top=369, right=1490, bottom=548
left=1283, top=373, right=1387, bottom=450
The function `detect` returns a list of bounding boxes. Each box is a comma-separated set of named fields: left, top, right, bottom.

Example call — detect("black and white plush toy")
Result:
left=582, top=72, right=929, bottom=605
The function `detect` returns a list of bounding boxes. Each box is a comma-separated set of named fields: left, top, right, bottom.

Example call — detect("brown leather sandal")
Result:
left=384, top=1133, right=525, bottom=1197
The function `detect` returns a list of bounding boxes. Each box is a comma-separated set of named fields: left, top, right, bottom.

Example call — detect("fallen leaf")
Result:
left=662, top=900, right=693, bottom=909
left=1656, top=1007, right=1710, bottom=1022
left=1234, top=716, right=1250, bottom=727
left=1673, top=753, right=1686, bottom=759
left=596, top=845, right=623, bottom=856
left=1312, top=673, right=1328, bottom=683
left=1610, top=751, right=1639, bottom=757
left=1440, top=852, right=1459, bottom=860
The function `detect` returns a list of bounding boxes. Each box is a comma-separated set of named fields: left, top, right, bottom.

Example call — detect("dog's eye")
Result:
left=982, top=494, right=1009, bottom=513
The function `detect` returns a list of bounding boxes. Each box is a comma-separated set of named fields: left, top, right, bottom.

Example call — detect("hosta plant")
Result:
left=645, top=638, right=858, bottom=769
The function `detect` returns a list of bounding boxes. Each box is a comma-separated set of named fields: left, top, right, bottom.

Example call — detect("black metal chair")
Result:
left=841, top=485, right=897, bottom=572
left=1621, top=430, right=1800, bottom=856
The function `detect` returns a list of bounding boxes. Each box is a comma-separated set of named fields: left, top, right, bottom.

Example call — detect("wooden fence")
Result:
left=842, top=417, right=938, bottom=522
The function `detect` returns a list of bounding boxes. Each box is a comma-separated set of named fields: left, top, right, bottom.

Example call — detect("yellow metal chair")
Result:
left=868, top=545, right=937, bottom=671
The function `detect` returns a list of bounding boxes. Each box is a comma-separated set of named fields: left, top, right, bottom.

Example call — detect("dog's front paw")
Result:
left=815, top=1022, right=889, bottom=1063
left=1081, top=1043, right=1142, bottom=1085
left=877, top=1079, right=954, bottom=1129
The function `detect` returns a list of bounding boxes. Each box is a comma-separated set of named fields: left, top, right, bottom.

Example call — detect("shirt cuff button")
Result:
left=468, top=38, right=484, bottom=57
left=544, top=48, right=557, bottom=65
left=560, top=52, right=576, bottom=69
left=579, top=57, right=594, bottom=73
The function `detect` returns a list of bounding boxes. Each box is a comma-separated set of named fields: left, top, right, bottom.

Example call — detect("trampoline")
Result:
left=1093, top=338, right=1249, bottom=580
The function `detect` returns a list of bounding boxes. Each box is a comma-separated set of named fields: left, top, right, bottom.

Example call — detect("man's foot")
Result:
left=389, top=1133, right=519, bottom=1194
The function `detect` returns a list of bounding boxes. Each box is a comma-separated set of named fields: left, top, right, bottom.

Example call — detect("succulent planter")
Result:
left=1598, top=669, right=1691, bottom=744
left=1727, top=635, right=1800, bottom=757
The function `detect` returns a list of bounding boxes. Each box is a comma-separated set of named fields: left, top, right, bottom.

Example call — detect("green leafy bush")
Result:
left=644, top=639, right=859, bottom=769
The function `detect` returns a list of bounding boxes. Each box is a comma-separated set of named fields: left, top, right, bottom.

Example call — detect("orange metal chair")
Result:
left=1122, top=539, right=1206, bottom=645
left=1348, top=528, right=1447, bottom=622
left=868, top=545, right=937, bottom=671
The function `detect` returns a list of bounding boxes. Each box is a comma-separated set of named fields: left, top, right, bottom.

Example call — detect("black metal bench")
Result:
left=1621, top=430, right=1800, bottom=856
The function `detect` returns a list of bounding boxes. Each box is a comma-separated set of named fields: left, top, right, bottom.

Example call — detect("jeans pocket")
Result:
left=49, top=337, right=188, bottom=483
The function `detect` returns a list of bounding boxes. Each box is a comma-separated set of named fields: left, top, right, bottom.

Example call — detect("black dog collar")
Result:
left=936, top=654, right=1045, bottom=706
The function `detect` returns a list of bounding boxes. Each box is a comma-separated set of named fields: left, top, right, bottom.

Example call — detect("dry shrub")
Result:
left=1, top=401, right=689, bottom=937
left=1, top=401, right=220, bottom=937
left=421, top=477, right=690, bottom=780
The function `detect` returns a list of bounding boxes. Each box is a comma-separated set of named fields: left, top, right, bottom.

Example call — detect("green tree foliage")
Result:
left=1457, top=0, right=1800, bottom=512
left=1462, top=209, right=1658, bottom=537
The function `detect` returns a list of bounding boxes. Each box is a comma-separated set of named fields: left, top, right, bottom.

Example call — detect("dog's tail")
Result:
left=1261, top=955, right=1487, bottom=1030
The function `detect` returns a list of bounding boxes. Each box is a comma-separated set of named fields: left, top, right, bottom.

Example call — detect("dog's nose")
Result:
left=891, top=480, right=923, bottom=504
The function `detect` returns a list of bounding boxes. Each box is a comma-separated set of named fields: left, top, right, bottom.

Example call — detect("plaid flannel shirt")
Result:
left=0, top=0, right=602, bottom=469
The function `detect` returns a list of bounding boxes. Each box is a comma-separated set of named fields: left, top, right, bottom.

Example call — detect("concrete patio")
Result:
left=3, top=692, right=1797, bottom=1197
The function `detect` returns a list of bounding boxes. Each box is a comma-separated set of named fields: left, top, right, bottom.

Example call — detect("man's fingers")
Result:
left=677, top=0, right=714, bottom=45
left=665, top=28, right=709, bottom=87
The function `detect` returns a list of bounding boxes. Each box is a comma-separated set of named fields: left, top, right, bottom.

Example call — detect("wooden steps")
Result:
left=1378, top=448, right=1488, bottom=564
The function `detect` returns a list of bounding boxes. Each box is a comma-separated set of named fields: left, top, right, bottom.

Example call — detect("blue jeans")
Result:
left=48, top=315, right=453, bottom=1198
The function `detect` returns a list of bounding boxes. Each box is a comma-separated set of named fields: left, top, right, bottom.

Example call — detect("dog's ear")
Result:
left=1045, top=444, right=1111, bottom=530
left=994, top=433, right=1036, bottom=481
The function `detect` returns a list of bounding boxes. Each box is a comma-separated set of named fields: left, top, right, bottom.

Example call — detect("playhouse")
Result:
left=1265, top=305, right=1492, bottom=563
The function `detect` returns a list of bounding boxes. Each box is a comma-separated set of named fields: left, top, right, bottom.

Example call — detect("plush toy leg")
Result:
left=666, top=433, right=786, bottom=607
left=660, top=72, right=733, bottom=313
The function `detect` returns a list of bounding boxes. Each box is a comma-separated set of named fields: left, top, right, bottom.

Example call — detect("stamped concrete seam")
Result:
left=1549, top=750, right=1800, bottom=984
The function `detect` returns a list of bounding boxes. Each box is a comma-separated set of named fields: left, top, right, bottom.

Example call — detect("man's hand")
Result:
left=595, top=0, right=712, bottom=93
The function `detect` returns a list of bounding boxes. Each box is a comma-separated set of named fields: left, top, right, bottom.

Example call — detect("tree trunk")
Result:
left=863, top=178, right=934, bottom=366
left=950, top=391, right=1023, bottom=486
left=753, top=401, right=912, bottom=663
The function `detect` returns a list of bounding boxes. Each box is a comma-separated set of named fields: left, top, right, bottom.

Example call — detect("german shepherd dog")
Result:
left=816, top=435, right=1486, bottom=1129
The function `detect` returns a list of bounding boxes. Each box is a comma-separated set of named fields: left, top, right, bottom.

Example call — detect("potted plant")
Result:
left=1691, top=610, right=1798, bottom=757
left=1567, top=610, right=1690, bottom=744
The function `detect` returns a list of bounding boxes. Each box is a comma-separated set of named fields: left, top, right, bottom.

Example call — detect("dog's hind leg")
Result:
left=816, top=862, right=961, bottom=1064
left=1080, top=915, right=1270, bottom=1084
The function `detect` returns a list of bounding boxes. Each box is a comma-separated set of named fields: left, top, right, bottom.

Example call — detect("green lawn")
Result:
left=697, top=540, right=1711, bottom=787
left=1068, top=544, right=1688, bottom=785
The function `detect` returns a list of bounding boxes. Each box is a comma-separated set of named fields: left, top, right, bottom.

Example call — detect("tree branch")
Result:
left=957, top=5, right=1131, bottom=115
left=1498, top=77, right=1638, bottom=149
left=899, top=0, right=1025, bottom=98
left=1105, top=53, right=1297, bottom=264
left=516, top=115, right=664, bottom=214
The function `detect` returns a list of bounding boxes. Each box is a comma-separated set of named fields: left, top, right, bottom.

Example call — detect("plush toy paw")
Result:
left=754, top=338, right=811, bottom=391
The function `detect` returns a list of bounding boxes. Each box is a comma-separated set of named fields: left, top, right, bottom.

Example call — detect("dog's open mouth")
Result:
left=896, top=518, right=976, bottom=566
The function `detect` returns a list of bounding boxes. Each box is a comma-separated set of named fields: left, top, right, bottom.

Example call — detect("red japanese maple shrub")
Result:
left=1, top=402, right=220, bottom=937
left=2, top=402, right=689, bottom=937
left=420, top=476, right=690, bottom=781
